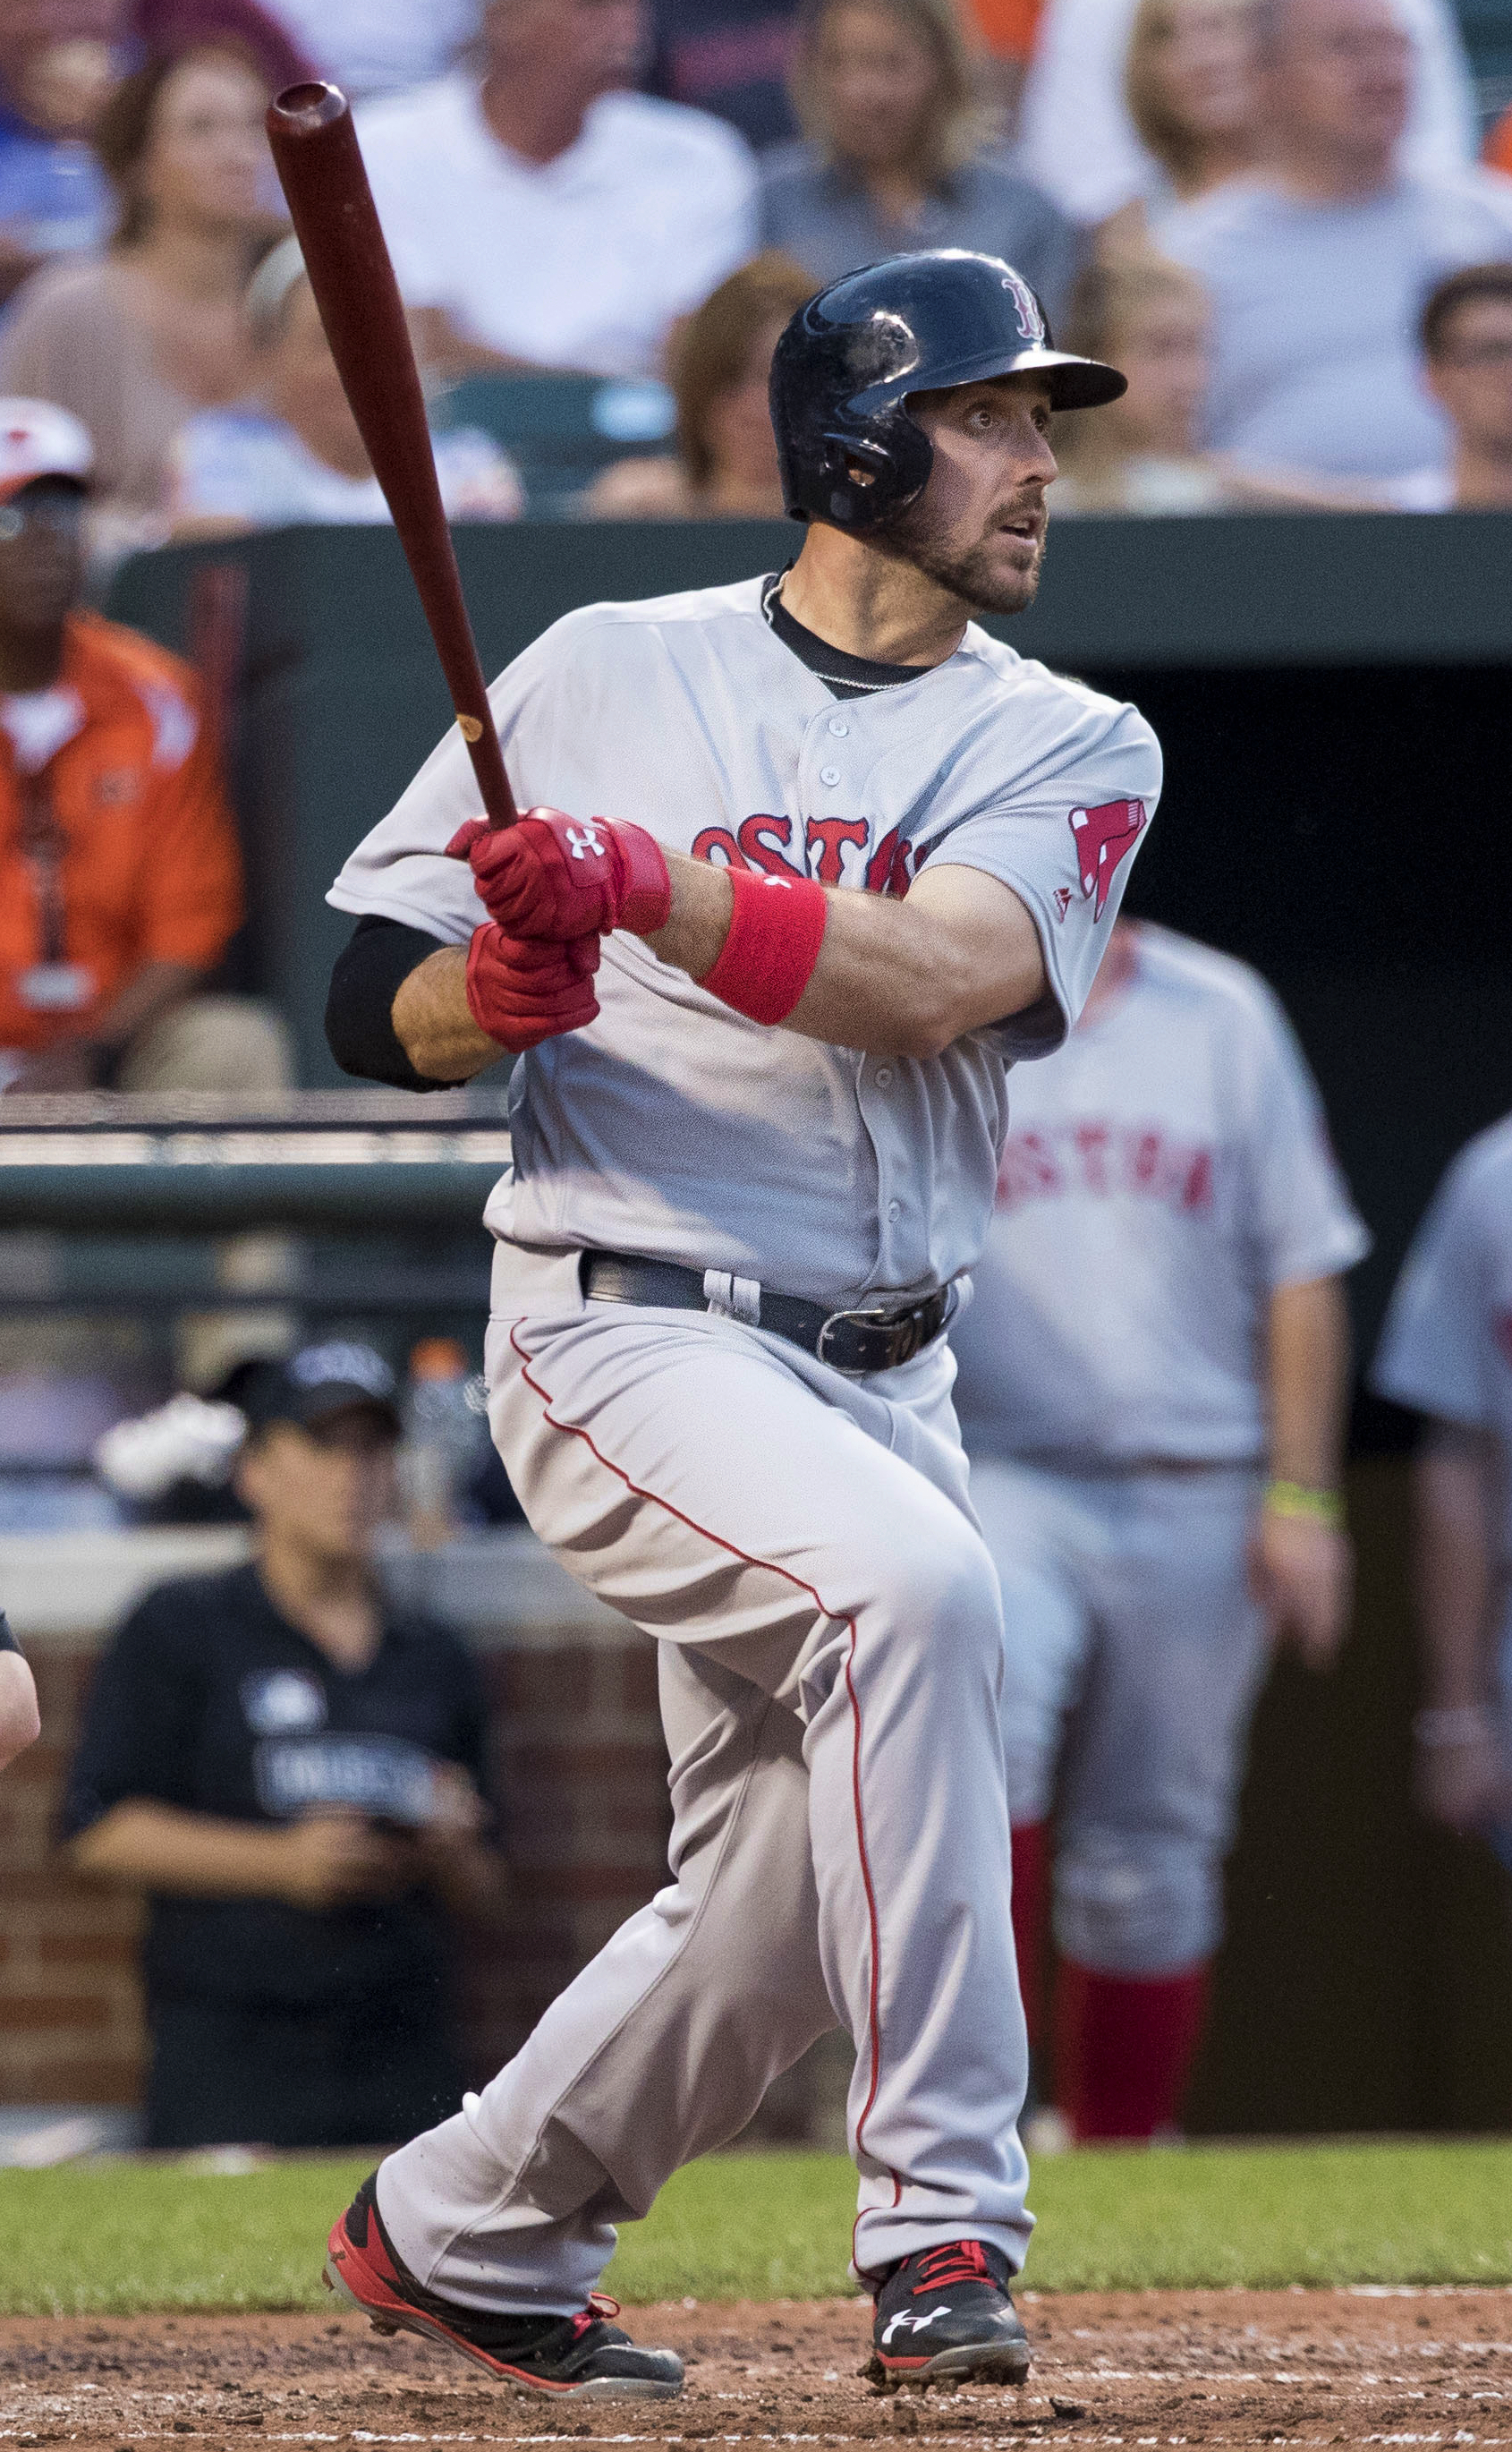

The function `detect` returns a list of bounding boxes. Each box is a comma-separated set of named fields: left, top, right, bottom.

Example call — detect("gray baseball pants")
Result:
left=375, top=1239, right=1032, bottom=2313
left=971, top=1456, right=1271, bottom=1972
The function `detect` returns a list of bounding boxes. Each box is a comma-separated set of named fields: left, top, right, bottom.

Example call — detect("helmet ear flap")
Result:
left=813, top=413, right=933, bottom=532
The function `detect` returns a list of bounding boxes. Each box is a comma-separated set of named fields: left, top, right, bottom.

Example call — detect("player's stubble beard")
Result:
left=873, top=492, right=1048, bottom=617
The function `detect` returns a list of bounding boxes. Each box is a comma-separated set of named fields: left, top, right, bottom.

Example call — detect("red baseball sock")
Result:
left=1054, top=1957, right=1211, bottom=2141
left=1009, top=1820, right=1052, bottom=2051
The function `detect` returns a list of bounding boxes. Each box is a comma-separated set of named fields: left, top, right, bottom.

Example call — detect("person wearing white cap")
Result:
left=0, top=396, right=288, bottom=1096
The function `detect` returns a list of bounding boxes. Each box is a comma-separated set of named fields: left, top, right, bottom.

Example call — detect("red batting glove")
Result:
left=463, top=923, right=600, bottom=1053
left=446, top=808, right=672, bottom=942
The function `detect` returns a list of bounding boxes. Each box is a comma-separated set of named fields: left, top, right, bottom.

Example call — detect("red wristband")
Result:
left=698, top=866, right=828, bottom=1026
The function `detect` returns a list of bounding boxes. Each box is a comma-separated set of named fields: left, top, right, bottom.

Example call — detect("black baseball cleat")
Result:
left=871, top=2238, right=1032, bottom=2385
left=323, top=2172, right=684, bottom=2400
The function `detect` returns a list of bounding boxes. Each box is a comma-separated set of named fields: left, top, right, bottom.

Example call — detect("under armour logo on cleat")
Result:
left=881, top=2309, right=951, bottom=2344
left=566, top=824, right=607, bottom=860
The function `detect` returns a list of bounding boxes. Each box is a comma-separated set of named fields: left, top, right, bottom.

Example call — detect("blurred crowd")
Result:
left=0, top=0, right=1502, bottom=550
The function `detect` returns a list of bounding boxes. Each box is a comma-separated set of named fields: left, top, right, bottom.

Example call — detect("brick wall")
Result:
left=1, top=1642, right=147, bottom=2107
left=0, top=1536, right=674, bottom=2118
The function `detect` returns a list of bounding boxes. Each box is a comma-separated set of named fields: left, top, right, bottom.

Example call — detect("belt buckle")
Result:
left=817, top=1291, right=949, bottom=1377
left=816, top=1304, right=912, bottom=1376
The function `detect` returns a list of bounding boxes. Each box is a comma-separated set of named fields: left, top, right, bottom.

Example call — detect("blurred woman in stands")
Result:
left=758, top=0, right=1082, bottom=327
left=166, top=236, right=522, bottom=533
left=1049, top=251, right=1354, bottom=511
left=1105, top=0, right=1259, bottom=242
left=0, top=42, right=277, bottom=552
left=586, top=251, right=814, bottom=520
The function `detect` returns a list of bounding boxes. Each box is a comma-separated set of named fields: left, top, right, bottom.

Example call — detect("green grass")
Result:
left=3, top=2141, right=1512, bottom=2315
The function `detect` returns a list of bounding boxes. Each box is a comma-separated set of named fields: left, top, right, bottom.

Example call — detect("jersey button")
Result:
left=886, top=1199, right=902, bottom=1222
left=820, top=763, right=841, bottom=787
left=828, top=716, right=849, bottom=736
left=875, top=1066, right=893, bottom=1086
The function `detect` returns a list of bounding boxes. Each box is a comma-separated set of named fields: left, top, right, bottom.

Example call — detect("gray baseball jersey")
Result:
left=1372, top=1116, right=1512, bottom=1565
left=329, top=576, right=1161, bottom=1307
left=953, top=924, right=1371, bottom=1465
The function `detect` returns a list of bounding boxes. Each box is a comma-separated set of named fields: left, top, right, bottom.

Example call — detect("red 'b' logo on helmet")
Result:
left=1069, top=797, right=1146, bottom=919
left=1000, top=268, right=1046, bottom=346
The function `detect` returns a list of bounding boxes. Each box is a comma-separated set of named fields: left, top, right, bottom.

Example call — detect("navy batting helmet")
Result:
left=769, top=248, right=1126, bottom=532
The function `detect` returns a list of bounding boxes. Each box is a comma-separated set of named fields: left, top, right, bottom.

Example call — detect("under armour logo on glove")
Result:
left=446, top=806, right=671, bottom=942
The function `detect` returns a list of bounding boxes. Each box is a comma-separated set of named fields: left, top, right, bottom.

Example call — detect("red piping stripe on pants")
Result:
left=506, top=1322, right=901, bottom=2252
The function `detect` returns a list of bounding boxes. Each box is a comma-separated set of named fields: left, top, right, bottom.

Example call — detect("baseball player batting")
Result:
left=319, top=249, right=1156, bottom=2398
left=951, top=919, right=1370, bottom=2143
left=1372, top=1118, right=1512, bottom=1880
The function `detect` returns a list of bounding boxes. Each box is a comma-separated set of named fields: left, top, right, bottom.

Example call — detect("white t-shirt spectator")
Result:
left=1159, top=170, right=1512, bottom=480
left=1015, top=0, right=1478, bottom=226
left=357, top=74, right=758, bottom=379
left=256, top=0, right=480, bottom=98
left=166, top=408, right=522, bottom=527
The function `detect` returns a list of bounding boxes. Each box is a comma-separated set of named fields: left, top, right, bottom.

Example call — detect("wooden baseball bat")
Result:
left=266, top=81, right=518, bottom=829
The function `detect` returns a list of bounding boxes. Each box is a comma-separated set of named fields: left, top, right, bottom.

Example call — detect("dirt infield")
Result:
left=4, top=2292, right=1511, bottom=2448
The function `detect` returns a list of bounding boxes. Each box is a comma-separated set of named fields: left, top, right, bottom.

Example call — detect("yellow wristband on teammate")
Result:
left=1264, top=1478, right=1345, bottom=1529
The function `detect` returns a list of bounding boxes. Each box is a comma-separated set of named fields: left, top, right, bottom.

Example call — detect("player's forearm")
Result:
left=649, top=855, right=1048, bottom=1057
left=1414, top=1427, right=1498, bottom=1707
left=67, top=1801, right=298, bottom=1898
left=391, top=946, right=503, bottom=1081
left=0, top=1652, right=39, bottom=1767
left=1265, top=1275, right=1351, bottom=1490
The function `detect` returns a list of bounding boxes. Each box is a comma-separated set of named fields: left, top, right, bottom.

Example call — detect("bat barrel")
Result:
left=266, top=82, right=517, bottom=829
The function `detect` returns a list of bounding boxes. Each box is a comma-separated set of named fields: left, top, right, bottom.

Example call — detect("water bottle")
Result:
left=402, top=1339, right=485, bottom=1546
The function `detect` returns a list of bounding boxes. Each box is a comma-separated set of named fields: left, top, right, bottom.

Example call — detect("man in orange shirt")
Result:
left=0, top=398, right=288, bottom=1094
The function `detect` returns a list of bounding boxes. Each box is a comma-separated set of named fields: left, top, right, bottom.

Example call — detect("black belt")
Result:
left=580, top=1251, right=954, bottom=1377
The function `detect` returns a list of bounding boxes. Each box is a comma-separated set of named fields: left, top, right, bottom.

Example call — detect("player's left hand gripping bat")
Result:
left=266, top=82, right=518, bottom=830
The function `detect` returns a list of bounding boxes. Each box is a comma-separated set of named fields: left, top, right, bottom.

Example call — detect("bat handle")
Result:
left=456, top=709, right=515, bottom=830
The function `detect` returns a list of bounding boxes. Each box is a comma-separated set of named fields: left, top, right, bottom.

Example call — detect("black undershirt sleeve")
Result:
left=325, top=915, right=459, bottom=1092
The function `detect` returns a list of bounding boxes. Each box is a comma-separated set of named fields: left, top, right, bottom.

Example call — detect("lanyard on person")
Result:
left=15, top=760, right=92, bottom=1014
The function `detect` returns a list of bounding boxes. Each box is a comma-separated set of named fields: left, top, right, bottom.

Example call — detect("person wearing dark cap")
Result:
left=64, top=1342, right=505, bottom=2151
left=0, top=1611, right=40, bottom=1768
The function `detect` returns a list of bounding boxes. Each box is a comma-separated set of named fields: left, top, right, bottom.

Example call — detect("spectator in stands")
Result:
left=1048, top=248, right=1353, bottom=508
left=1104, top=0, right=1261, bottom=245
left=646, top=0, right=801, bottom=150
left=1388, top=261, right=1512, bottom=508
left=0, top=4, right=120, bottom=303
left=0, top=1613, right=40, bottom=1769
left=1050, top=251, right=1232, bottom=509
left=587, top=249, right=812, bottom=515
left=200, top=0, right=471, bottom=99
left=1159, top=0, right=1512, bottom=482
left=133, top=0, right=313, bottom=93
left=759, top=0, right=1082, bottom=326
left=0, top=43, right=277, bottom=545
left=1489, top=101, right=1512, bottom=183
left=357, top=0, right=758, bottom=383
left=1016, top=0, right=1478, bottom=230
left=64, top=1343, right=505, bottom=2150
left=166, top=236, right=523, bottom=533
left=0, top=398, right=286, bottom=1096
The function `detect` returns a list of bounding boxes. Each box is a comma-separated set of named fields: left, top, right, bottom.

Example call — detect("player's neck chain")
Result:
left=760, top=571, right=925, bottom=701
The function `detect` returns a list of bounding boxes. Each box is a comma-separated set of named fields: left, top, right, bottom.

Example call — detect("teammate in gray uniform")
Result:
left=1372, top=1119, right=1512, bottom=1881
left=318, top=251, right=1159, bottom=2399
left=952, top=921, right=1370, bottom=2142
